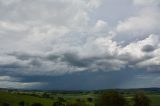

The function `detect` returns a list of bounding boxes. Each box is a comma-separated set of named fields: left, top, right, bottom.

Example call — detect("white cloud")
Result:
left=0, top=81, right=43, bottom=89
left=133, top=0, right=160, bottom=6
left=116, top=8, right=160, bottom=34
left=0, top=21, right=28, bottom=31
left=93, top=20, right=108, bottom=32
left=0, top=75, right=43, bottom=89
left=0, top=0, right=102, bottom=52
left=0, top=0, right=21, bottom=5
left=0, top=76, right=15, bottom=81
left=0, top=0, right=160, bottom=80
left=119, top=34, right=160, bottom=69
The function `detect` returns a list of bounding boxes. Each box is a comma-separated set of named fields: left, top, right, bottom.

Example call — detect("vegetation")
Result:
left=0, top=89, right=160, bottom=106
left=133, top=92, right=151, bottom=106
left=2, top=103, right=10, bottom=106
left=31, top=103, right=43, bottom=106
left=96, top=90, right=127, bottom=106
left=19, top=101, right=25, bottom=106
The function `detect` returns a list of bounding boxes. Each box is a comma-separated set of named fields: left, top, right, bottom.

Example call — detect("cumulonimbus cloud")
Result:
left=0, top=0, right=160, bottom=88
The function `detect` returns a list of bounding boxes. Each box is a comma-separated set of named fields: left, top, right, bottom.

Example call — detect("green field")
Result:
left=149, top=94, right=160, bottom=106
left=0, top=91, right=160, bottom=106
left=0, top=92, right=53, bottom=106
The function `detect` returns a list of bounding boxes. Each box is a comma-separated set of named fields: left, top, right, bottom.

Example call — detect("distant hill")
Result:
left=0, top=87, right=160, bottom=94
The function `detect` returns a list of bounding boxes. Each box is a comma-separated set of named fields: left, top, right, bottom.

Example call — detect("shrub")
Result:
left=58, top=97, right=66, bottom=102
left=66, top=100, right=88, bottom=106
left=2, top=103, right=10, bottom=106
left=31, top=103, right=42, bottom=106
left=53, top=101, right=65, bottom=106
left=87, top=97, right=93, bottom=102
left=42, top=92, right=50, bottom=98
left=19, top=101, right=25, bottom=106
left=133, top=92, right=151, bottom=106
left=96, top=90, right=127, bottom=106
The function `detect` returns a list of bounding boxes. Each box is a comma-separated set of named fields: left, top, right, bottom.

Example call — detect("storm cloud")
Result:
left=0, top=0, right=160, bottom=89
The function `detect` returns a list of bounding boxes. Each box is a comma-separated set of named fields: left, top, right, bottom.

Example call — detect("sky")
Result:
left=0, top=0, right=160, bottom=90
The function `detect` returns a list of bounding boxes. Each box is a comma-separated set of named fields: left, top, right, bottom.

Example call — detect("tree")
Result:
left=58, top=97, right=66, bottom=102
left=52, top=97, right=66, bottom=106
left=42, top=92, right=50, bottom=98
left=87, top=97, right=93, bottom=102
left=53, top=101, right=65, bottom=106
left=31, top=103, right=42, bottom=106
left=96, top=90, right=127, bottom=106
left=66, top=100, right=88, bottom=106
left=2, top=103, right=10, bottom=106
left=133, top=92, right=151, bottom=106
left=19, top=101, right=25, bottom=106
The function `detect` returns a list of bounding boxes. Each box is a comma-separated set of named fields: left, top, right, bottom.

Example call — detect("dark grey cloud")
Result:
left=141, top=44, right=155, bottom=52
left=62, top=52, right=91, bottom=67
left=2, top=33, right=160, bottom=77
left=0, top=0, right=160, bottom=89
left=8, top=69, right=158, bottom=90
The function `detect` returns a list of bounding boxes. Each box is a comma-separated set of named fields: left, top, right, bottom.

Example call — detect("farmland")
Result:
left=0, top=88, right=160, bottom=106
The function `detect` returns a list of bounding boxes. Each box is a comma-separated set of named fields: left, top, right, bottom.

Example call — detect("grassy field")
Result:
left=149, top=94, right=160, bottom=106
left=0, top=92, right=53, bottom=106
left=0, top=91, right=160, bottom=106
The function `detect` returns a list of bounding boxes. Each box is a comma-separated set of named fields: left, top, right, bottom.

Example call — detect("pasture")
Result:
left=0, top=91, right=160, bottom=106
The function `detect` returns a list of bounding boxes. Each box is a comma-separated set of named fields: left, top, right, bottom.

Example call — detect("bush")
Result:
left=42, top=92, right=50, bottom=98
left=96, top=90, right=127, bottom=106
left=133, top=92, right=151, bottom=106
left=66, top=100, right=88, bottom=106
left=58, top=97, right=66, bottom=102
left=19, top=101, right=25, bottom=106
left=31, top=103, right=42, bottom=106
left=87, top=97, right=93, bottom=102
left=53, top=101, right=65, bottom=106
left=2, top=103, right=10, bottom=106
